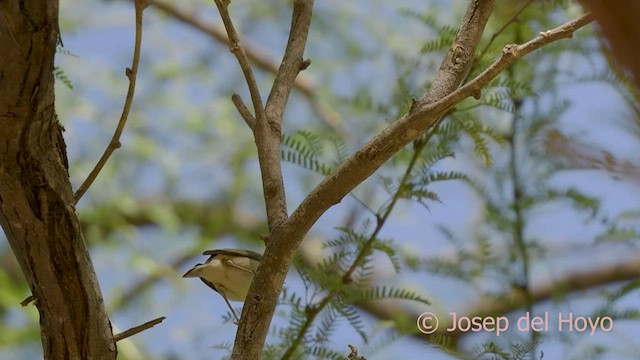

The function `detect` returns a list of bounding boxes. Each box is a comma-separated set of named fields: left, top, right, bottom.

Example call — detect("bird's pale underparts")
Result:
left=183, top=248, right=263, bottom=323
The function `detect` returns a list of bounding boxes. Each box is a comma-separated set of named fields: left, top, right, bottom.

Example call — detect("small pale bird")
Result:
left=183, top=248, right=263, bottom=323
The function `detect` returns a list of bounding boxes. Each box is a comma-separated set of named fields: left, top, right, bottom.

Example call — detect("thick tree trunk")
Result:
left=0, top=1, right=116, bottom=359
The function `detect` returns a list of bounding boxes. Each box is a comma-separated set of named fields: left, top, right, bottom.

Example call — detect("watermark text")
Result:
left=416, top=311, right=613, bottom=336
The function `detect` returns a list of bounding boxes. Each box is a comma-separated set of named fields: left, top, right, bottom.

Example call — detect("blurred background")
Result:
left=1, top=0, right=639, bottom=359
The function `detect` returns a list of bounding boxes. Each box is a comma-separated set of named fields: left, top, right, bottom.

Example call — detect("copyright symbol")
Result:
left=417, top=312, right=439, bottom=334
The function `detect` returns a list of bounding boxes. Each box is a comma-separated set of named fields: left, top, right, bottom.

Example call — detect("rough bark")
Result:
left=0, top=0, right=116, bottom=359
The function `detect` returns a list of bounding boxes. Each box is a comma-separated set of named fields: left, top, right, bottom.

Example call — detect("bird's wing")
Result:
left=200, top=278, right=220, bottom=294
left=224, top=258, right=255, bottom=274
left=203, top=248, right=263, bottom=262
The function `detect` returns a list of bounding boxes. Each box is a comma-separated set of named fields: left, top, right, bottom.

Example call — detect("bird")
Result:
left=183, top=248, right=263, bottom=323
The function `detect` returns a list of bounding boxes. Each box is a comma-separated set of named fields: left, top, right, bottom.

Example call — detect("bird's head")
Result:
left=182, top=263, right=205, bottom=278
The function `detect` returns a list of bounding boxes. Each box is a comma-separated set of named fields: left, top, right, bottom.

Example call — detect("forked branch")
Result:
left=149, top=0, right=346, bottom=136
left=233, top=4, right=593, bottom=359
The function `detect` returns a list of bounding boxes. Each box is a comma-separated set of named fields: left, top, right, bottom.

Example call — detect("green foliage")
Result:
left=596, top=210, right=640, bottom=243
left=388, top=4, right=639, bottom=360
left=334, top=297, right=368, bottom=342
left=56, top=45, right=78, bottom=58
left=281, top=130, right=348, bottom=176
left=270, top=221, right=436, bottom=357
left=419, top=224, right=497, bottom=282
left=544, top=188, right=600, bottom=217
left=0, top=271, right=40, bottom=349
left=53, top=66, right=73, bottom=90
left=592, top=279, right=640, bottom=326
left=270, top=9, right=527, bottom=352
left=54, top=45, right=77, bottom=90
left=400, top=11, right=458, bottom=55
left=307, top=346, right=348, bottom=360
left=470, top=340, right=539, bottom=360
left=344, top=285, right=430, bottom=305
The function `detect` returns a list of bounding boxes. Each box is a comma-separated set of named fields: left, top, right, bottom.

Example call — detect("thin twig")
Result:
left=212, top=0, right=265, bottom=123
left=114, top=316, right=166, bottom=342
left=73, top=0, right=148, bottom=203
left=20, top=295, right=35, bottom=307
left=505, top=57, right=537, bottom=353
left=231, top=94, right=256, bottom=131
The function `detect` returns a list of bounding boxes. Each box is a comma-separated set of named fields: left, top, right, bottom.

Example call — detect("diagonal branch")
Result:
left=285, top=14, right=594, bottom=263
left=114, top=316, right=166, bottom=342
left=74, top=0, right=148, bottom=203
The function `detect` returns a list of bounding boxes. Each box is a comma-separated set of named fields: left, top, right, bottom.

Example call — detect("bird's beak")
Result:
left=182, top=264, right=202, bottom=278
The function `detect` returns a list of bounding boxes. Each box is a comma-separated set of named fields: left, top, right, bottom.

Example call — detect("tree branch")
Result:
left=545, top=128, right=640, bottom=183
left=235, top=5, right=595, bottom=359
left=114, top=316, right=166, bottom=342
left=280, top=122, right=446, bottom=358
left=231, top=1, right=315, bottom=358
left=252, top=0, right=315, bottom=233
left=149, top=0, right=347, bottom=137
left=232, top=93, right=256, bottom=131
left=425, top=13, right=594, bottom=116
left=234, top=1, right=496, bottom=358
left=211, top=0, right=294, bottom=233
left=212, top=0, right=265, bottom=124
left=73, top=0, right=148, bottom=203
left=264, top=0, right=314, bottom=125
left=280, top=13, right=594, bottom=287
